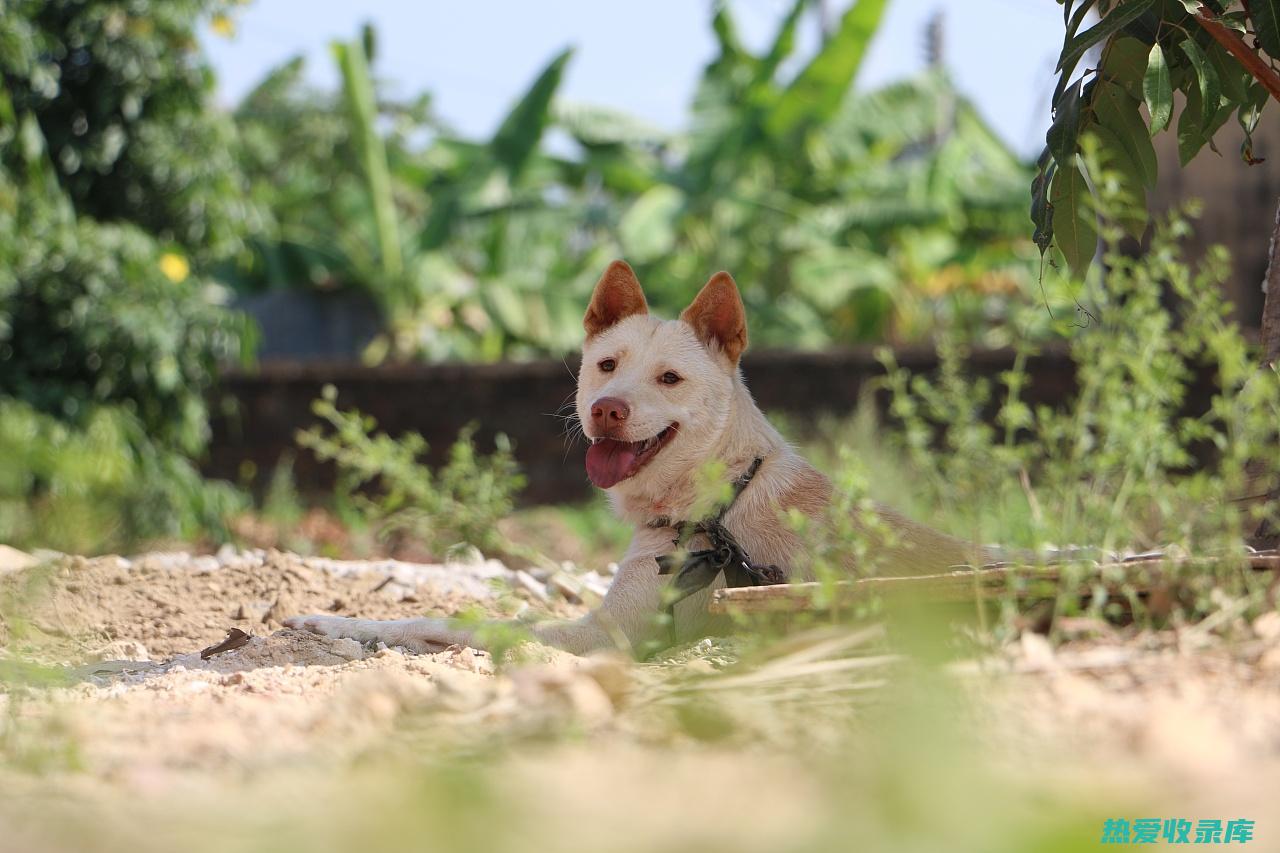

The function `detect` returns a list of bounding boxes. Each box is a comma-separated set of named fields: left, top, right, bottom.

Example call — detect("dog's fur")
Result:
left=287, top=261, right=992, bottom=655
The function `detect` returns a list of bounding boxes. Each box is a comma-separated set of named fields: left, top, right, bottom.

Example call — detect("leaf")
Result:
left=765, top=0, right=889, bottom=140
left=332, top=37, right=404, bottom=294
left=1176, top=82, right=1234, bottom=165
left=1056, top=0, right=1155, bottom=74
left=1052, top=0, right=1101, bottom=105
left=491, top=47, right=573, bottom=182
left=1047, top=80, right=1085, bottom=169
left=1249, top=0, right=1280, bottom=61
left=1030, top=152, right=1058, bottom=255
left=1179, top=37, right=1220, bottom=129
left=1177, top=83, right=1206, bottom=164
left=1101, top=36, right=1149, bottom=101
left=1142, top=43, right=1172, bottom=134
left=1049, top=161, right=1098, bottom=277
left=757, top=0, right=808, bottom=85
left=618, top=185, right=683, bottom=263
left=1087, top=125, right=1150, bottom=240
left=1091, top=80, right=1159, bottom=187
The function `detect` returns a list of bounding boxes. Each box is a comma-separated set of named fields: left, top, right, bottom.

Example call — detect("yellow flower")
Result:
left=210, top=14, right=236, bottom=38
left=159, top=252, right=190, bottom=283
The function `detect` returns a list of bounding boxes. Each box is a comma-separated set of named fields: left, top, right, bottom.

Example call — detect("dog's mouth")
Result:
left=585, top=424, right=678, bottom=489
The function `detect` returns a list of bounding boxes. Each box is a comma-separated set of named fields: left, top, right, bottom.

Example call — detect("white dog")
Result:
left=288, top=261, right=991, bottom=654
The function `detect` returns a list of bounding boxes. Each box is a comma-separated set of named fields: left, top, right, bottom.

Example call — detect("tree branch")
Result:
left=1194, top=8, right=1280, bottom=103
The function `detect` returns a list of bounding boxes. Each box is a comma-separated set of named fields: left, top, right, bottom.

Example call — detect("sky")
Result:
left=201, top=0, right=1066, bottom=159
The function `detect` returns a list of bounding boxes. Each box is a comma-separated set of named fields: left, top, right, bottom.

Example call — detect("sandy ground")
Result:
left=3, top=550, right=1280, bottom=852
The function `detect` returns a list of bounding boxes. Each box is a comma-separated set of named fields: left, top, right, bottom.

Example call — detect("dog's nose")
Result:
left=590, top=396, right=630, bottom=434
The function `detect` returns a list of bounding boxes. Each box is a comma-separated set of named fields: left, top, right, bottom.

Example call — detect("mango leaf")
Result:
left=1177, top=83, right=1207, bottom=165
left=1056, top=0, right=1154, bottom=74
left=491, top=48, right=573, bottom=183
left=1047, top=80, right=1086, bottom=169
left=1238, top=81, right=1269, bottom=163
left=1177, top=82, right=1234, bottom=164
left=1207, top=40, right=1247, bottom=103
left=1143, top=43, right=1172, bottom=134
left=765, top=0, right=888, bottom=140
left=1053, top=0, right=1101, bottom=105
left=1248, top=0, right=1280, bottom=61
left=1087, top=125, right=1150, bottom=240
left=1101, top=36, right=1149, bottom=101
left=1091, top=80, right=1158, bottom=187
left=1030, top=151, right=1057, bottom=255
left=1049, top=161, right=1097, bottom=276
left=1179, top=38, right=1220, bottom=129
left=618, top=185, right=683, bottom=263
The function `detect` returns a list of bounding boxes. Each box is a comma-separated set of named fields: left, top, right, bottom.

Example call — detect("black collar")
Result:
left=652, top=456, right=785, bottom=612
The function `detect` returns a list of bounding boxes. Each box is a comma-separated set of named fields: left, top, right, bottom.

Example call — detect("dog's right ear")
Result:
left=584, top=260, right=648, bottom=338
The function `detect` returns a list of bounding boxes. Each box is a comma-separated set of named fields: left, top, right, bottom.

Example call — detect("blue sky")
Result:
left=202, top=1, right=1066, bottom=159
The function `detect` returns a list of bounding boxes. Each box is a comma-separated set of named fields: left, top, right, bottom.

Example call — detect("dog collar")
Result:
left=650, top=456, right=785, bottom=611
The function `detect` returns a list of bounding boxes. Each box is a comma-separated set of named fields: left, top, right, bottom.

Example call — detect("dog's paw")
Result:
left=284, top=614, right=369, bottom=641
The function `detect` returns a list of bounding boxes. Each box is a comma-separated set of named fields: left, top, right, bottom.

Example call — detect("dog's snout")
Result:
left=590, top=396, right=630, bottom=435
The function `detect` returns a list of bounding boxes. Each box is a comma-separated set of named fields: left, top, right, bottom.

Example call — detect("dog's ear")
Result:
left=584, top=260, right=648, bottom=338
left=681, top=271, right=748, bottom=363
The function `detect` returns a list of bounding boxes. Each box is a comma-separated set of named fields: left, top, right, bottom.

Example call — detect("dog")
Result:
left=287, top=261, right=994, bottom=654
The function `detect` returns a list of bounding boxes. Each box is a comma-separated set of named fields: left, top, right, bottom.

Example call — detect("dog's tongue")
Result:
left=585, top=438, right=639, bottom=489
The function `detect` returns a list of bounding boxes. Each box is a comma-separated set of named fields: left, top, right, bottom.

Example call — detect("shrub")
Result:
left=0, top=219, right=254, bottom=455
left=0, top=398, right=246, bottom=554
left=297, top=387, right=525, bottom=556
left=802, top=198, right=1280, bottom=632
left=0, top=0, right=256, bottom=261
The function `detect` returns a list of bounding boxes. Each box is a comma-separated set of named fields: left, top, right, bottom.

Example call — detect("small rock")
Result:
left=581, top=572, right=612, bottom=598
left=329, top=638, right=365, bottom=661
left=547, top=572, right=586, bottom=604
left=215, top=543, right=238, bottom=564
left=191, top=555, right=220, bottom=574
left=513, top=569, right=550, bottom=603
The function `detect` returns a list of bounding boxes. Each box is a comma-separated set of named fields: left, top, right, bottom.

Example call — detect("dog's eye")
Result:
left=598, top=358, right=616, bottom=372
left=659, top=371, right=681, bottom=385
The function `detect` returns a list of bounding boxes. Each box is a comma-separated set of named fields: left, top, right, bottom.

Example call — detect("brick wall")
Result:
left=205, top=346, right=1089, bottom=505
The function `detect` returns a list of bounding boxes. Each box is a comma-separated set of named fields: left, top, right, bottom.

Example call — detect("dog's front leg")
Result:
left=283, top=615, right=472, bottom=653
left=286, top=550, right=670, bottom=656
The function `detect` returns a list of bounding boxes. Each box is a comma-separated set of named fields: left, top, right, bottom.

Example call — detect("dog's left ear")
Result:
left=681, top=271, right=748, bottom=364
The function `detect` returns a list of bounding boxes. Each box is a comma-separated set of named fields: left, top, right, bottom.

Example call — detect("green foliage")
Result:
left=296, top=387, right=525, bottom=555
left=0, top=218, right=254, bottom=455
left=1036, top=1, right=1277, bottom=276
left=229, top=7, right=1043, bottom=357
left=0, top=0, right=257, bottom=552
left=836, top=186, right=1280, bottom=630
left=0, top=0, right=257, bottom=262
left=0, top=398, right=247, bottom=553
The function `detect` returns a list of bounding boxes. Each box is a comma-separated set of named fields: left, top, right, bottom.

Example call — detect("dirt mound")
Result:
left=0, top=549, right=577, bottom=664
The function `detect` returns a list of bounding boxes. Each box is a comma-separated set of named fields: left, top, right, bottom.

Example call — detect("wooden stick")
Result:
left=707, top=552, right=1280, bottom=615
